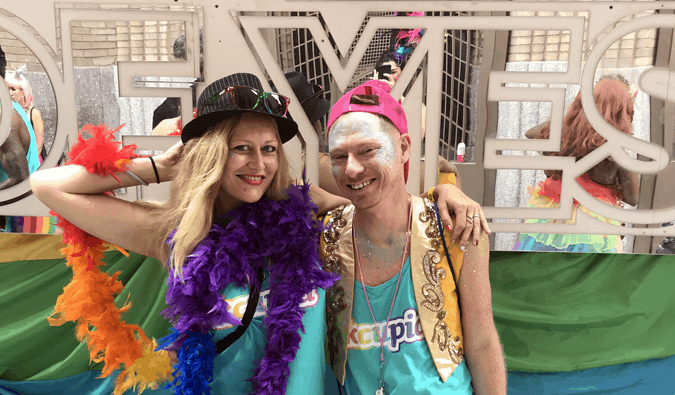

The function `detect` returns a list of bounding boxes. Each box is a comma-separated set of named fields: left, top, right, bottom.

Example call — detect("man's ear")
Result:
left=399, top=134, right=411, bottom=163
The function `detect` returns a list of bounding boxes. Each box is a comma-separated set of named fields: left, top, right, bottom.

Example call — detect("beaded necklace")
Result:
left=352, top=196, right=412, bottom=395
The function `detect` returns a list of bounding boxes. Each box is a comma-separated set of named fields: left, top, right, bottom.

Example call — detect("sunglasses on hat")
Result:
left=208, top=85, right=291, bottom=117
left=307, top=83, right=324, bottom=100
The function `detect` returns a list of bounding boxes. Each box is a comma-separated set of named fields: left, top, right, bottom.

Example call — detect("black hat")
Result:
left=181, top=73, right=299, bottom=144
left=284, top=71, right=331, bottom=124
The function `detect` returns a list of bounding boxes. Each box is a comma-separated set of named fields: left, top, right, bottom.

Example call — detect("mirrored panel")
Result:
left=1, top=2, right=674, bottom=255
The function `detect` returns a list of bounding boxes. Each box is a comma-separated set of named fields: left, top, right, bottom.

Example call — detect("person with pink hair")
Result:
left=5, top=65, right=45, bottom=162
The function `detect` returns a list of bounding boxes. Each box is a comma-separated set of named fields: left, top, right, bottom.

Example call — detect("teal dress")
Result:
left=0, top=102, right=40, bottom=182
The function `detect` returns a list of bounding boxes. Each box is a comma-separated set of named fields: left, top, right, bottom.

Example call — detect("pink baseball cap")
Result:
left=327, top=80, right=409, bottom=182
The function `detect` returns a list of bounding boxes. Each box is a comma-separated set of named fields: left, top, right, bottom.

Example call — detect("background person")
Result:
left=373, top=50, right=402, bottom=90
left=371, top=55, right=464, bottom=192
left=5, top=65, right=45, bottom=162
left=1, top=55, right=49, bottom=233
left=515, top=75, right=639, bottom=253
left=0, top=45, right=40, bottom=192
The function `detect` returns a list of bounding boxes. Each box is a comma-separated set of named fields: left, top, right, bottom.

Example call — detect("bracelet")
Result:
left=124, top=170, right=149, bottom=186
left=426, top=187, right=435, bottom=203
left=148, top=156, right=160, bottom=184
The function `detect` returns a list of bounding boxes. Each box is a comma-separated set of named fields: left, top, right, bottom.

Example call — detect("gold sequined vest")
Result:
left=320, top=195, right=465, bottom=384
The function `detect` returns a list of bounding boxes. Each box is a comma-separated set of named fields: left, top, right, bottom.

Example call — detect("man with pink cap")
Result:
left=320, top=80, right=506, bottom=394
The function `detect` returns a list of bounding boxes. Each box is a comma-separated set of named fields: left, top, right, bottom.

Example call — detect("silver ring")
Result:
left=473, top=214, right=480, bottom=218
left=466, top=217, right=473, bottom=224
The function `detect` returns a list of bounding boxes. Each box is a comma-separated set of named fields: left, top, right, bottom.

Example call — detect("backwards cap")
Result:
left=327, top=80, right=409, bottom=182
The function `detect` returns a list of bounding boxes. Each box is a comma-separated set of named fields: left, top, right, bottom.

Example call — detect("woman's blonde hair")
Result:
left=144, top=114, right=292, bottom=276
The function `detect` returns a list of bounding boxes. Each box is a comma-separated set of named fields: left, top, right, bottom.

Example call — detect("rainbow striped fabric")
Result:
left=1, top=235, right=675, bottom=395
left=3, top=216, right=59, bottom=234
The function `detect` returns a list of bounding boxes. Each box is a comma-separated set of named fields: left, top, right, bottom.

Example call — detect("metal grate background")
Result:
left=273, top=12, right=395, bottom=120
left=272, top=11, right=482, bottom=163
left=435, top=11, right=484, bottom=163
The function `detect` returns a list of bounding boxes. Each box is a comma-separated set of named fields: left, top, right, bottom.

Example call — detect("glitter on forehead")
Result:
left=328, top=112, right=397, bottom=168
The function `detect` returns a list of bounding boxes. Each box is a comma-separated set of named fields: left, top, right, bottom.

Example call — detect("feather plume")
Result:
left=113, top=339, right=173, bottom=395
left=49, top=124, right=170, bottom=394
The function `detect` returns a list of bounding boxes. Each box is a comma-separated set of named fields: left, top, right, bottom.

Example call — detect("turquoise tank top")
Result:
left=209, top=268, right=327, bottom=394
left=0, top=102, right=40, bottom=182
left=344, top=256, right=474, bottom=394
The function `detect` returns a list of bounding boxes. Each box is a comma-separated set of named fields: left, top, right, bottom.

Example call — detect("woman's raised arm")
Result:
left=30, top=142, right=183, bottom=260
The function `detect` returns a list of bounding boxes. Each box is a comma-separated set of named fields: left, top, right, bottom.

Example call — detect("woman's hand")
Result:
left=155, top=141, right=184, bottom=182
left=434, top=184, right=491, bottom=248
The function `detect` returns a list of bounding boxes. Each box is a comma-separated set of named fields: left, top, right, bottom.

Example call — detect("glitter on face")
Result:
left=328, top=112, right=398, bottom=168
left=228, top=151, right=236, bottom=158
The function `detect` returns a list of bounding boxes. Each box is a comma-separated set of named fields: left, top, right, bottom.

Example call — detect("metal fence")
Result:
left=272, top=11, right=482, bottom=163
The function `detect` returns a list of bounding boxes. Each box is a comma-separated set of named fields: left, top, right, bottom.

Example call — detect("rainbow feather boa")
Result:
left=48, top=124, right=173, bottom=395
left=157, top=182, right=339, bottom=395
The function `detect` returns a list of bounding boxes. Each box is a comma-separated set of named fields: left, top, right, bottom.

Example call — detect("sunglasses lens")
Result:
left=232, top=87, right=260, bottom=110
left=311, top=84, right=324, bottom=98
left=208, top=91, right=224, bottom=103
left=264, top=94, right=287, bottom=116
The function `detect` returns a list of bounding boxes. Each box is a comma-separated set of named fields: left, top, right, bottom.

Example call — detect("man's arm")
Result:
left=31, top=108, right=45, bottom=155
left=313, top=154, right=489, bottom=243
left=12, top=109, right=31, bottom=153
left=0, top=131, right=30, bottom=190
left=617, top=167, right=640, bottom=207
left=459, top=233, right=507, bottom=395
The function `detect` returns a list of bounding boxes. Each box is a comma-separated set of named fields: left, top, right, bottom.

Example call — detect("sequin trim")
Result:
left=323, top=205, right=347, bottom=367
left=420, top=198, right=463, bottom=364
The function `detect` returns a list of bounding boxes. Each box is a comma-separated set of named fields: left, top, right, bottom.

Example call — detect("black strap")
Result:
left=336, top=378, right=343, bottom=395
left=433, top=202, right=461, bottom=311
left=216, top=267, right=264, bottom=353
left=28, top=107, right=35, bottom=129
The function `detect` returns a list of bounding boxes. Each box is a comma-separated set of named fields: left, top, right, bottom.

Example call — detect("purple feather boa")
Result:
left=161, top=182, right=338, bottom=395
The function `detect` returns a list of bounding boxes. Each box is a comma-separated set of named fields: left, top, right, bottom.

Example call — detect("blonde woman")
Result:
left=25, top=73, right=486, bottom=395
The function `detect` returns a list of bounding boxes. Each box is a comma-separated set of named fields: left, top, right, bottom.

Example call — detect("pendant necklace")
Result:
left=352, top=196, right=412, bottom=395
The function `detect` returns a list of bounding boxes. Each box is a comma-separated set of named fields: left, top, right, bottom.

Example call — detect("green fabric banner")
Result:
left=490, top=251, right=675, bottom=372
left=1, top=250, right=674, bottom=381
left=0, top=251, right=171, bottom=381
